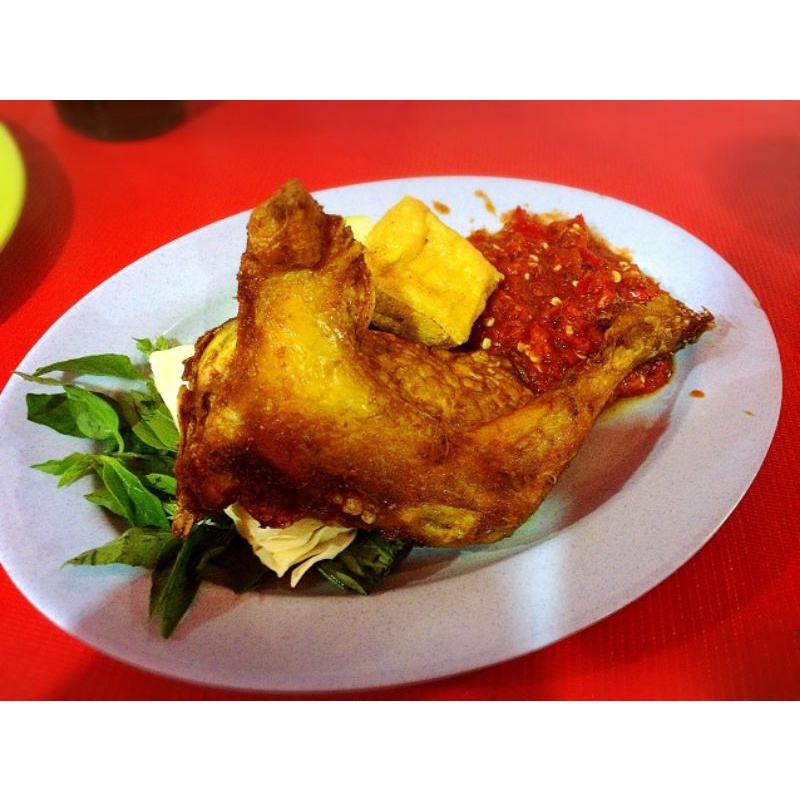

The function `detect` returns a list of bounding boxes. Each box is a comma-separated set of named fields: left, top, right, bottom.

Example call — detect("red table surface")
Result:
left=0, top=100, right=797, bottom=701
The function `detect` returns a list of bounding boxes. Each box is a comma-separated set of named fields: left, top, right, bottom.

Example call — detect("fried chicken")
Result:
left=173, top=180, right=712, bottom=547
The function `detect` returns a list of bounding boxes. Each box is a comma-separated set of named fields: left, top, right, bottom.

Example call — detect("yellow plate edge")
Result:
left=0, top=122, right=27, bottom=251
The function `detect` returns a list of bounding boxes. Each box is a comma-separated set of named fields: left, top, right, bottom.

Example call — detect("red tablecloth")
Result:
left=0, top=100, right=797, bottom=700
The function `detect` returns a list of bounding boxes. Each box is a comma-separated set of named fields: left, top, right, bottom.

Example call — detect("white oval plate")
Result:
left=0, top=177, right=782, bottom=692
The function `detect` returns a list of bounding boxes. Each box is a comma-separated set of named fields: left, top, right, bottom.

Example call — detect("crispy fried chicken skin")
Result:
left=173, top=180, right=713, bottom=547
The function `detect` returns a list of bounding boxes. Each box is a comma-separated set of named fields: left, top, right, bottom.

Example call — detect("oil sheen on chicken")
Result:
left=173, top=180, right=713, bottom=548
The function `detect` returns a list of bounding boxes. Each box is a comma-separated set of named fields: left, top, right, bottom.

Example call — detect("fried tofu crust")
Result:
left=173, top=180, right=712, bottom=547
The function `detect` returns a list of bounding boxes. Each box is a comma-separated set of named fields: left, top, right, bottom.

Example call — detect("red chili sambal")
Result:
left=468, top=207, right=670, bottom=399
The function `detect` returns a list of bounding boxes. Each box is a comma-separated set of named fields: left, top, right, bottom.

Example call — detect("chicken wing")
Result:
left=174, top=180, right=712, bottom=547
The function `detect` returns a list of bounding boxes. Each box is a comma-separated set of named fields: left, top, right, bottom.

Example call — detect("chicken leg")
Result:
left=174, top=180, right=712, bottom=547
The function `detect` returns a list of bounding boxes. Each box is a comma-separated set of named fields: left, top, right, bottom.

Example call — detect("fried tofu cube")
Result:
left=364, top=197, right=502, bottom=347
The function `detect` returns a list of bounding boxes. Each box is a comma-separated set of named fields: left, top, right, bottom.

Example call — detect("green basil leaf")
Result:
left=150, top=524, right=225, bottom=638
left=64, top=386, right=125, bottom=452
left=14, top=371, right=67, bottom=387
left=192, top=524, right=269, bottom=592
left=132, top=404, right=179, bottom=452
left=316, top=530, right=410, bottom=595
left=197, top=532, right=269, bottom=593
left=32, top=354, right=143, bottom=381
left=316, top=566, right=370, bottom=595
left=143, top=473, right=177, bottom=495
left=32, top=453, right=101, bottom=487
left=149, top=536, right=183, bottom=617
left=26, top=393, right=83, bottom=438
left=84, top=487, right=126, bottom=517
left=97, top=456, right=170, bottom=529
left=162, top=501, right=177, bottom=520
left=114, top=448, right=173, bottom=470
left=135, top=336, right=174, bottom=357
left=65, top=527, right=175, bottom=569
left=195, top=540, right=237, bottom=576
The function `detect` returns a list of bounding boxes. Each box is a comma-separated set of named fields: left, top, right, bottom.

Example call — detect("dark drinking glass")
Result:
left=53, top=100, right=184, bottom=141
